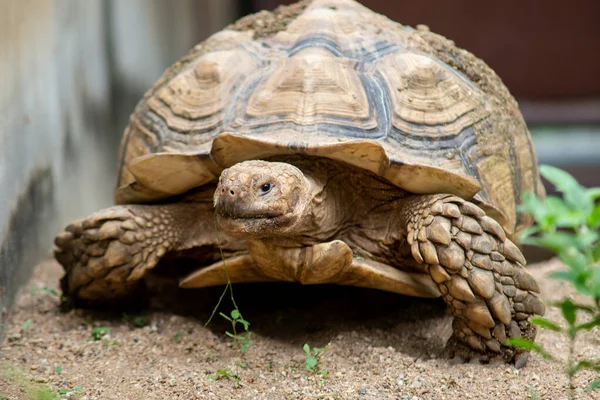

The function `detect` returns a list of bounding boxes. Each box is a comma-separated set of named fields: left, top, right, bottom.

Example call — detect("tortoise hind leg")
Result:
left=401, top=194, right=545, bottom=366
left=54, top=202, right=205, bottom=302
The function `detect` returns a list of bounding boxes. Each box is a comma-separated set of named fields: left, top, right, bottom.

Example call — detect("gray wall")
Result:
left=0, top=0, right=236, bottom=334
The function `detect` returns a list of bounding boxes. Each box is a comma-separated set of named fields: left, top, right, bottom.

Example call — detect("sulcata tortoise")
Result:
left=55, top=0, right=546, bottom=364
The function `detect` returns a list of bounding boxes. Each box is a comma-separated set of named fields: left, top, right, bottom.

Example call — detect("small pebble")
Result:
left=359, top=388, right=367, bottom=395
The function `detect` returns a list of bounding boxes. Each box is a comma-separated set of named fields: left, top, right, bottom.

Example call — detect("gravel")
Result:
left=1, top=258, right=599, bottom=399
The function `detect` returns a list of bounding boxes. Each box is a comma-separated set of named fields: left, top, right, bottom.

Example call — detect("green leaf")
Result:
left=91, top=326, right=110, bottom=340
left=578, top=228, right=600, bottom=248
left=560, top=299, right=577, bottom=325
left=593, top=243, right=600, bottom=263
left=238, top=318, right=250, bottom=330
left=133, top=316, right=148, bottom=328
left=570, top=269, right=595, bottom=297
left=240, top=340, right=252, bottom=353
left=303, top=344, right=311, bottom=355
left=587, top=188, right=600, bottom=201
left=517, top=226, right=540, bottom=243
left=41, top=286, right=59, bottom=296
left=518, top=191, right=561, bottom=232
left=230, top=309, right=241, bottom=320
left=505, top=338, right=554, bottom=360
left=208, top=368, right=237, bottom=381
left=546, top=196, right=585, bottom=228
left=527, top=232, right=579, bottom=254
left=530, top=317, right=562, bottom=331
left=592, top=267, right=600, bottom=298
left=219, top=312, right=232, bottom=322
left=566, top=301, right=596, bottom=314
left=588, top=204, right=600, bottom=228
left=569, top=360, right=600, bottom=375
left=558, top=248, right=588, bottom=272
left=549, top=270, right=577, bottom=283
left=305, top=356, right=317, bottom=371
left=588, top=379, right=600, bottom=392
left=575, top=316, right=600, bottom=331
left=540, top=165, right=589, bottom=211
left=22, top=319, right=33, bottom=331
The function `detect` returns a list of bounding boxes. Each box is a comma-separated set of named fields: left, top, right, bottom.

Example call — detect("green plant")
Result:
left=22, top=318, right=33, bottom=331
left=207, top=368, right=240, bottom=388
left=58, top=386, right=83, bottom=395
left=32, top=387, right=58, bottom=400
left=40, top=286, right=59, bottom=297
left=122, top=313, right=150, bottom=328
left=90, top=326, right=110, bottom=341
left=507, top=165, right=600, bottom=398
left=219, top=309, right=252, bottom=353
left=441, top=375, right=456, bottom=387
left=206, top=213, right=253, bottom=353
left=204, top=214, right=254, bottom=387
left=303, top=343, right=330, bottom=377
left=53, top=366, right=63, bottom=375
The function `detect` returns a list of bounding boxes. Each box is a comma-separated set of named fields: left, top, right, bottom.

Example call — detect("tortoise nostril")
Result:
left=229, top=190, right=235, bottom=196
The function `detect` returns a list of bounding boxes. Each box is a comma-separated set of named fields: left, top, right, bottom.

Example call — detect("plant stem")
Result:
left=206, top=212, right=241, bottom=326
left=568, top=335, right=575, bottom=400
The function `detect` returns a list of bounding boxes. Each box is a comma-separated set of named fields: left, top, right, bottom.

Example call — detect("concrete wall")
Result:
left=0, top=0, right=237, bottom=334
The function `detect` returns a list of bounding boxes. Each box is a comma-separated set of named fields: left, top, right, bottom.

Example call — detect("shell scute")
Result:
left=244, top=47, right=371, bottom=126
left=147, top=48, right=258, bottom=133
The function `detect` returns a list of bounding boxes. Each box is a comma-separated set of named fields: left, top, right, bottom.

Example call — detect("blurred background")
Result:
left=1, top=0, right=599, bottom=329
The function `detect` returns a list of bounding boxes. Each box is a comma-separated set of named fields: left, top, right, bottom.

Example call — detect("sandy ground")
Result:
left=1, top=258, right=599, bottom=400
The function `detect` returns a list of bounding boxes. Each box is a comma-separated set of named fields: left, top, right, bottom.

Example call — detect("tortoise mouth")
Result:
left=216, top=209, right=282, bottom=220
left=215, top=199, right=285, bottom=220
left=215, top=209, right=298, bottom=239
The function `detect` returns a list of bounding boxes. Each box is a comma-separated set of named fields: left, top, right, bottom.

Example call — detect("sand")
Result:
left=1, top=258, right=599, bottom=400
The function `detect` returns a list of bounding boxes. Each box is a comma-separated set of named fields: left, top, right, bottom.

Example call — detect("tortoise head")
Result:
left=214, top=160, right=311, bottom=238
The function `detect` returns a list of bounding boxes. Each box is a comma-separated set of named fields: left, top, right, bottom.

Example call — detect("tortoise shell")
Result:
left=115, top=0, right=544, bottom=238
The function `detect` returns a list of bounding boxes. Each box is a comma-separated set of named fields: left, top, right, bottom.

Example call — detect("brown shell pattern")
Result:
left=116, top=0, right=544, bottom=237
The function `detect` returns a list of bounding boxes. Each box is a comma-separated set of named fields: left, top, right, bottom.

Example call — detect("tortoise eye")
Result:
left=259, top=183, right=272, bottom=194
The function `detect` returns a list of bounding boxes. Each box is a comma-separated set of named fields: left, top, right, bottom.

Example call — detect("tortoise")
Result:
left=54, top=0, right=546, bottom=364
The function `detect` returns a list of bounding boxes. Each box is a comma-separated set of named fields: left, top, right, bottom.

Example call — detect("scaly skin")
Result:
left=400, top=194, right=544, bottom=365
left=55, top=191, right=245, bottom=302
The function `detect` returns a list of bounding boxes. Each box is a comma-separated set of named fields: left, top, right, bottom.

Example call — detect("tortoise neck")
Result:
left=265, top=156, right=407, bottom=244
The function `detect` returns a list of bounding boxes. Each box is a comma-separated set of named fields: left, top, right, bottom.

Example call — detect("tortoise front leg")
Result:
left=54, top=201, right=230, bottom=302
left=401, top=194, right=545, bottom=365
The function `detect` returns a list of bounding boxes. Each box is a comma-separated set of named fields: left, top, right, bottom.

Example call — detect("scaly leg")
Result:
left=54, top=201, right=240, bottom=302
left=401, top=194, right=545, bottom=365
